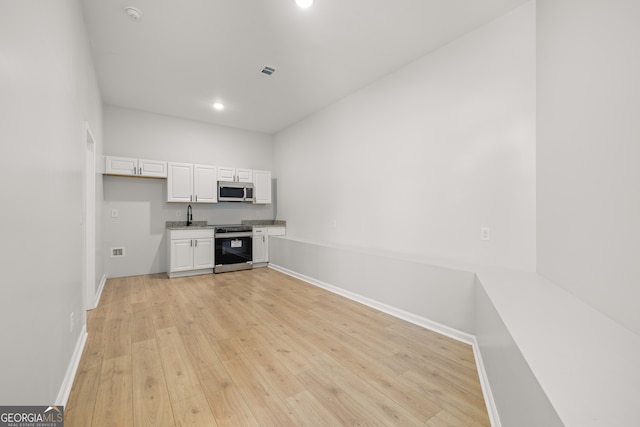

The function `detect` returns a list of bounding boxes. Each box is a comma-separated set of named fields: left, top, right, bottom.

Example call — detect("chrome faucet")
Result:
left=187, top=204, right=193, bottom=226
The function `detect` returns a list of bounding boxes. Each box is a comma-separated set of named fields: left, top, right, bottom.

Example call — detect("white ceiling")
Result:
left=80, top=0, right=528, bottom=134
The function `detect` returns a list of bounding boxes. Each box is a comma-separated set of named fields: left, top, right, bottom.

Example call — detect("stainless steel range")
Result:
left=214, top=224, right=253, bottom=273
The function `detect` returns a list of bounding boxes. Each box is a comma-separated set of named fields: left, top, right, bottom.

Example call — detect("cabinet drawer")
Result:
left=268, top=227, right=286, bottom=236
left=169, top=229, right=214, bottom=240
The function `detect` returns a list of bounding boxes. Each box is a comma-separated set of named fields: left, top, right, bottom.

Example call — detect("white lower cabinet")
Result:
left=167, top=229, right=214, bottom=278
left=252, top=228, right=268, bottom=265
left=252, top=226, right=285, bottom=268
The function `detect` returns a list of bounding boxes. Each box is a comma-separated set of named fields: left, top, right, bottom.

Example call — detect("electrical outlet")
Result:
left=111, top=209, right=118, bottom=218
left=481, top=227, right=491, bottom=241
left=70, top=312, right=75, bottom=333
left=176, top=210, right=182, bottom=218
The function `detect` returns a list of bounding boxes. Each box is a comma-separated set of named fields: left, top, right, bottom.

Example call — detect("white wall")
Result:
left=105, top=106, right=274, bottom=167
left=274, top=2, right=536, bottom=271
left=103, top=107, right=275, bottom=277
left=537, top=0, right=640, bottom=335
left=0, top=0, right=102, bottom=404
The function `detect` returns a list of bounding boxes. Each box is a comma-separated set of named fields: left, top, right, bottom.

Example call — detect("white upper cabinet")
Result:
left=253, top=170, right=272, bottom=204
left=236, top=168, right=253, bottom=183
left=105, top=156, right=167, bottom=178
left=105, top=156, right=136, bottom=175
left=138, top=159, right=168, bottom=177
left=193, top=164, right=217, bottom=203
left=167, top=162, right=193, bottom=202
left=217, top=167, right=235, bottom=182
left=218, top=167, right=253, bottom=183
left=167, top=162, right=217, bottom=203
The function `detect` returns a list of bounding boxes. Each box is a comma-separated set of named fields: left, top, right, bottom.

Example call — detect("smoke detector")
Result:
left=124, top=7, right=142, bottom=21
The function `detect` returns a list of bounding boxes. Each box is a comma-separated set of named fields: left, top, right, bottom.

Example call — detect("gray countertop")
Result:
left=241, top=219, right=286, bottom=227
left=165, top=221, right=213, bottom=230
left=166, top=220, right=286, bottom=230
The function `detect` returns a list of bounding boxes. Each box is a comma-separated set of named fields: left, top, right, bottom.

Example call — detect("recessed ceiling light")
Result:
left=124, top=6, right=142, bottom=21
left=296, top=0, right=313, bottom=8
left=212, top=102, right=224, bottom=111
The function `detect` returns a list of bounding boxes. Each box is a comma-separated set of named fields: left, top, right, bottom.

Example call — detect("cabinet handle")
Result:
left=195, top=240, right=198, bottom=247
left=190, top=195, right=193, bottom=202
left=195, top=195, right=198, bottom=202
left=190, top=240, right=193, bottom=247
left=133, top=166, right=137, bottom=175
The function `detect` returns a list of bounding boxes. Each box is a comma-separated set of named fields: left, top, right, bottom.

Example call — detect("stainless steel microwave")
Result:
left=218, top=181, right=254, bottom=202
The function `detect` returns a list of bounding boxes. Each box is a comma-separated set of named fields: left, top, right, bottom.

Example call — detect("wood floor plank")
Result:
left=155, top=327, right=205, bottom=402
left=223, top=352, right=300, bottom=426
left=64, top=356, right=101, bottom=427
left=155, top=327, right=219, bottom=426
left=250, top=324, right=315, bottom=375
left=131, top=339, right=175, bottom=427
left=283, top=390, right=344, bottom=427
left=180, top=327, right=260, bottom=427
left=399, top=368, right=490, bottom=425
left=92, top=355, right=133, bottom=427
left=131, top=303, right=156, bottom=344
left=426, top=408, right=476, bottom=427
left=306, top=353, right=425, bottom=426
left=240, top=341, right=306, bottom=400
left=66, top=268, right=490, bottom=427
left=296, top=363, right=388, bottom=426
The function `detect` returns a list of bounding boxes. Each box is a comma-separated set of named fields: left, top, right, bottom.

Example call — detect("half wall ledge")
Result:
left=269, top=236, right=640, bottom=427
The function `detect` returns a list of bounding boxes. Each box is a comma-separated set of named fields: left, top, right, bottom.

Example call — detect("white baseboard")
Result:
left=469, top=335, right=501, bottom=427
left=55, top=325, right=87, bottom=406
left=269, top=263, right=501, bottom=427
left=92, top=274, right=107, bottom=310
left=269, top=263, right=474, bottom=343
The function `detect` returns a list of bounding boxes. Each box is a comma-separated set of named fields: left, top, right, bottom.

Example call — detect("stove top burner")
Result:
left=214, top=224, right=253, bottom=233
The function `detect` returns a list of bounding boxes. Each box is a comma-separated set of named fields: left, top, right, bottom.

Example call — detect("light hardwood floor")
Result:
left=65, top=268, right=490, bottom=426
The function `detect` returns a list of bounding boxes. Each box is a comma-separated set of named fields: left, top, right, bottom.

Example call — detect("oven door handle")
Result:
left=215, top=232, right=252, bottom=239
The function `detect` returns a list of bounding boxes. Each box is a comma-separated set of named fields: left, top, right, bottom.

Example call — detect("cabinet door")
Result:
left=252, top=228, right=268, bottom=263
left=217, top=167, right=236, bottom=182
left=167, top=162, right=194, bottom=202
left=253, top=170, right=272, bottom=204
left=194, top=164, right=217, bottom=203
left=170, top=239, right=194, bottom=272
left=193, top=238, right=214, bottom=269
left=236, top=168, right=253, bottom=183
left=105, top=156, right=137, bottom=176
left=139, top=159, right=168, bottom=178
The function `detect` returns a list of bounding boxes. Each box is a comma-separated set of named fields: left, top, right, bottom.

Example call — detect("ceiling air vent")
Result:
left=260, top=66, right=276, bottom=76
left=111, top=247, right=125, bottom=258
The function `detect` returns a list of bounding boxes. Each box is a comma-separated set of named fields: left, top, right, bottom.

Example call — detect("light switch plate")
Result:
left=481, top=227, right=491, bottom=241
